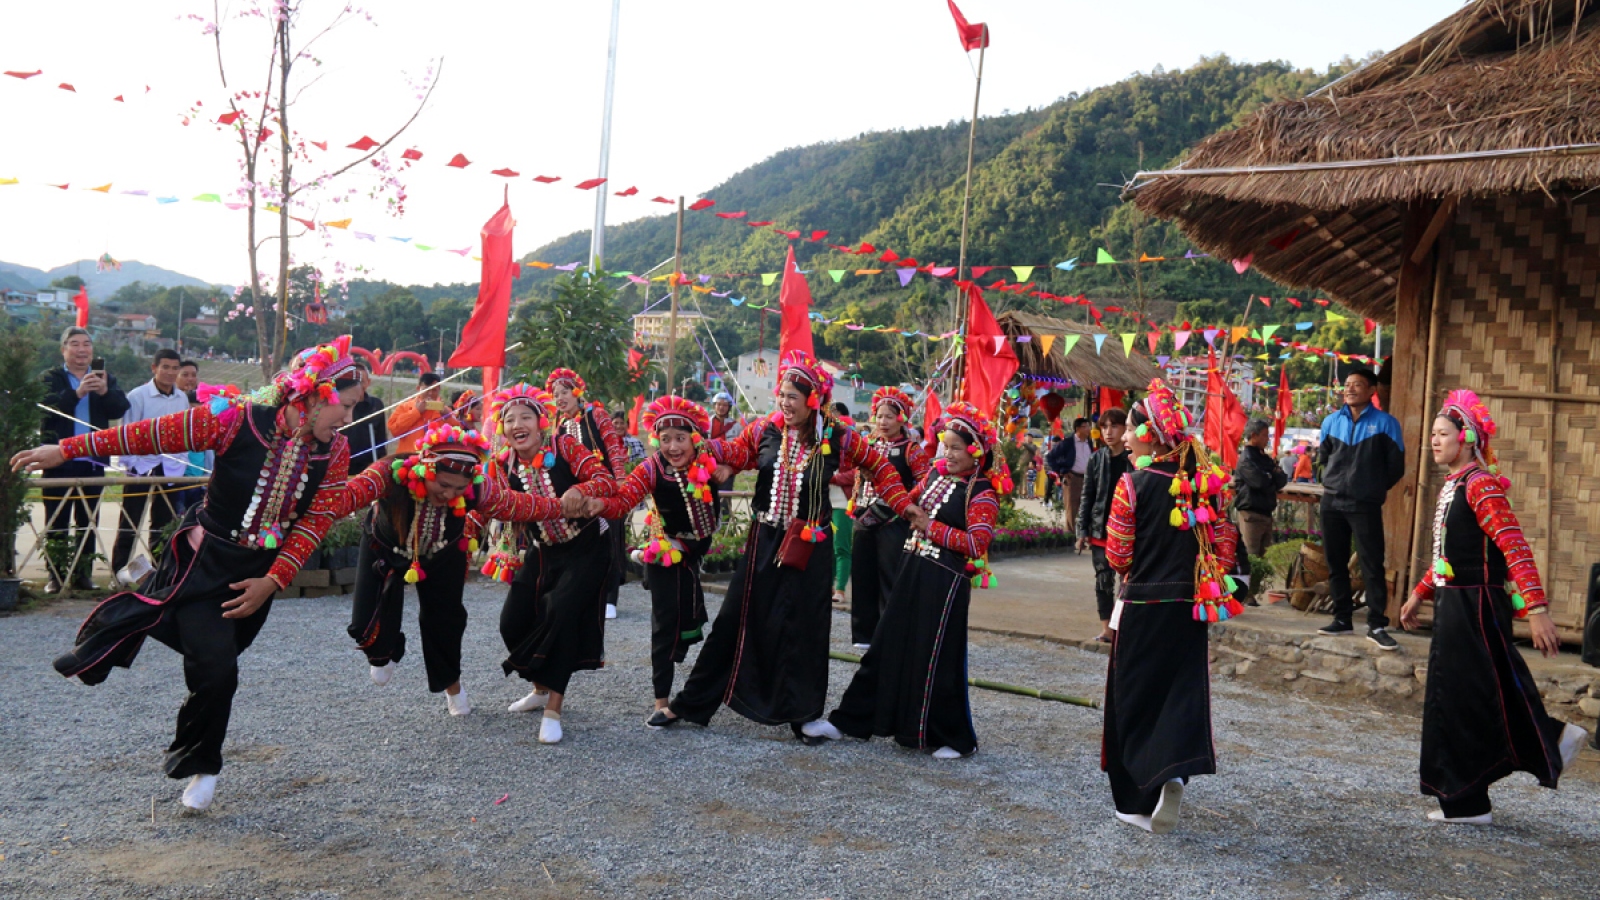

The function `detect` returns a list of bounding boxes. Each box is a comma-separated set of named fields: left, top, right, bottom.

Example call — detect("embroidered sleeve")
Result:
left=1412, top=576, right=1436, bottom=603
left=709, top=416, right=766, bottom=472
left=1211, top=510, right=1240, bottom=572
left=560, top=433, right=615, bottom=497
left=463, top=510, right=486, bottom=544
left=842, top=429, right=911, bottom=515
left=268, top=438, right=349, bottom=589
left=927, top=485, right=999, bottom=558
left=476, top=471, right=565, bottom=523
left=588, top=406, right=628, bottom=479
left=60, top=404, right=231, bottom=460
left=1104, top=472, right=1138, bottom=573
left=830, top=456, right=857, bottom=488
left=904, top=439, right=932, bottom=486
left=1466, top=473, right=1546, bottom=611
left=595, top=459, right=657, bottom=519
left=336, top=459, right=390, bottom=517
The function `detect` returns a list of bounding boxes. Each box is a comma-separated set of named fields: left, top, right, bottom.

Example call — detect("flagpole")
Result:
left=952, top=25, right=987, bottom=397
left=588, top=0, right=623, bottom=272
left=665, top=197, right=684, bottom=396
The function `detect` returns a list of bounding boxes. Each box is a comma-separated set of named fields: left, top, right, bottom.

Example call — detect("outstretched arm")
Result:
left=266, top=441, right=351, bottom=589
left=592, top=460, right=657, bottom=520
left=924, top=485, right=998, bottom=558
left=841, top=428, right=911, bottom=515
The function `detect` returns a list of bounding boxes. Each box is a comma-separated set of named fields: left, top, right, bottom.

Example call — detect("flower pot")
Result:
left=0, top=577, right=20, bottom=612
left=1264, top=589, right=1289, bottom=605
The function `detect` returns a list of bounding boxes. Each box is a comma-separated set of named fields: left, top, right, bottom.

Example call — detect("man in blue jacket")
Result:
left=1316, top=369, right=1405, bottom=649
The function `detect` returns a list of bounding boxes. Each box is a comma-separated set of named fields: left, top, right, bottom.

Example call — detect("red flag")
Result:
left=72, top=286, right=89, bottom=327
left=1272, top=363, right=1292, bottom=457
left=449, top=199, right=516, bottom=379
left=1203, top=348, right=1247, bottom=470
left=574, top=177, right=607, bottom=190
left=628, top=394, right=646, bottom=437
left=946, top=1, right=991, bottom=51
left=959, top=283, right=1016, bottom=415
left=922, top=389, right=943, bottom=458
left=1098, top=386, right=1125, bottom=416
left=777, top=246, right=814, bottom=359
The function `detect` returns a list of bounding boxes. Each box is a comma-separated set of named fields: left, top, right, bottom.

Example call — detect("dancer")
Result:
left=648, top=350, right=916, bottom=742
left=806, top=402, right=1003, bottom=758
left=1101, top=378, right=1240, bottom=834
left=845, top=386, right=930, bottom=649
left=547, top=368, right=628, bottom=620
left=1076, top=407, right=1131, bottom=642
left=580, top=396, right=720, bottom=719
left=481, top=384, right=616, bottom=744
left=1399, top=390, right=1587, bottom=824
left=21, top=337, right=362, bottom=811
left=340, top=422, right=567, bottom=716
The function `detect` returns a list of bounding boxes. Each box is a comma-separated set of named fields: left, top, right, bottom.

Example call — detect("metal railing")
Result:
left=21, top=475, right=209, bottom=585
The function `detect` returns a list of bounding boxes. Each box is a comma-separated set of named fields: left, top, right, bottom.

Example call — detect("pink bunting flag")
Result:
left=896, top=268, right=916, bottom=287
left=533, top=175, right=561, bottom=184
left=931, top=266, right=957, bottom=278
left=627, top=275, right=650, bottom=284
left=449, top=247, right=471, bottom=256
left=992, top=336, right=1007, bottom=354
left=574, top=178, right=607, bottom=190
left=553, top=262, right=579, bottom=271
left=1231, top=254, right=1253, bottom=274
left=614, top=186, right=638, bottom=196
left=402, top=148, right=424, bottom=161
left=1203, top=328, right=1220, bottom=347
left=714, top=211, right=747, bottom=219
left=447, top=154, right=471, bottom=168
left=1173, top=330, right=1191, bottom=352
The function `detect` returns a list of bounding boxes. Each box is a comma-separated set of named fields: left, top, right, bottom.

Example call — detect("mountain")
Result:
left=0, top=259, right=219, bottom=297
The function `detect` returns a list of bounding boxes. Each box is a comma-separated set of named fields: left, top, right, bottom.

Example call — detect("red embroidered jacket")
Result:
left=1412, top=470, right=1546, bottom=611
left=583, top=455, right=715, bottom=525
left=59, top=403, right=347, bottom=589
left=713, top=416, right=914, bottom=517
left=907, top=474, right=999, bottom=558
left=339, top=459, right=568, bottom=523
left=560, top=404, right=628, bottom=480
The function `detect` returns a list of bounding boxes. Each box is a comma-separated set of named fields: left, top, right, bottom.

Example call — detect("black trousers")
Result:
left=348, top=540, right=469, bottom=693
left=1090, top=544, right=1115, bottom=622
left=112, top=480, right=177, bottom=572
left=41, top=460, right=102, bottom=578
left=1321, top=503, right=1389, bottom=629
left=148, top=593, right=273, bottom=779
left=1439, top=788, right=1492, bottom=819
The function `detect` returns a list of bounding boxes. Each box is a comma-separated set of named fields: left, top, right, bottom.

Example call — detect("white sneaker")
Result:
left=851, top=643, right=871, bottom=652
left=508, top=689, right=549, bottom=713
left=931, top=746, right=963, bottom=760
left=1115, top=811, right=1154, bottom=832
left=1428, top=809, right=1492, bottom=825
left=116, top=555, right=154, bottom=586
left=446, top=687, right=471, bottom=716
left=181, top=774, right=217, bottom=811
left=369, top=661, right=396, bottom=686
left=1559, top=722, right=1588, bottom=770
left=605, top=603, right=618, bottom=620
left=800, top=719, right=842, bottom=741
left=1150, top=779, right=1184, bottom=834
left=539, top=714, right=563, bottom=744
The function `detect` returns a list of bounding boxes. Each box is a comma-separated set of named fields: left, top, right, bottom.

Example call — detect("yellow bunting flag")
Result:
left=1038, top=334, right=1056, bottom=357
left=1120, top=333, right=1136, bottom=356
left=1325, top=311, right=1347, bottom=322
left=0, top=177, right=17, bottom=186
left=323, top=218, right=352, bottom=229
left=1011, top=266, right=1034, bottom=282
left=856, top=269, right=882, bottom=275
left=89, top=183, right=112, bottom=193
left=760, top=273, right=778, bottom=286
left=527, top=261, right=552, bottom=269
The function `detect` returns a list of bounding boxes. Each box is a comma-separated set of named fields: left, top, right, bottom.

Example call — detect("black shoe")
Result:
left=797, top=733, right=828, bottom=747
left=1317, top=619, right=1353, bottom=635
left=1366, top=627, right=1399, bottom=651
left=45, top=577, right=62, bottom=595
left=645, top=710, right=679, bottom=730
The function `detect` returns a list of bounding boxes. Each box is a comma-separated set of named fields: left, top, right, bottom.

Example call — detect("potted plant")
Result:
left=0, top=325, right=46, bottom=609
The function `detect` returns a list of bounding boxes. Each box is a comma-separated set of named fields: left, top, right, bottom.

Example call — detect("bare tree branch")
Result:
left=289, top=59, right=444, bottom=196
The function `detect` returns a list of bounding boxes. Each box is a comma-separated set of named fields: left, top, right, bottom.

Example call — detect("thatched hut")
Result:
left=998, top=311, right=1160, bottom=390
left=1128, top=0, right=1600, bottom=638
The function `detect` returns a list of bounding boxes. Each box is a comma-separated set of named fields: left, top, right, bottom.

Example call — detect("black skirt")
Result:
left=499, top=521, right=612, bottom=695
left=1102, top=601, right=1216, bottom=791
left=1421, top=585, right=1565, bottom=801
left=831, top=553, right=976, bottom=754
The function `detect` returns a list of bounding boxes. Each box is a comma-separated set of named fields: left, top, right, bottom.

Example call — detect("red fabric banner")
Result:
left=1272, top=364, right=1292, bottom=457
left=777, top=246, right=814, bottom=359
left=1203, top=348, right=1247, bottom=470
left=72, top=286, right=88, bottom=327
left=959, top=283, right=1016, bottom=415
left=947, top=0, right=991, bottom=51
left=449, top=200, right=516, bottom=370
left=922, top=388, right=943, bottom=459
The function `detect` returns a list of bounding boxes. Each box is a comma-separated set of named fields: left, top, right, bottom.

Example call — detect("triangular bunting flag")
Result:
left=1203, top=328, right=1220, bottom=347
left=1173, top=330, right=1191, bottom=352
left=1039, top=335, right=1056, bottom=356
left=1326, top=311, right=1347, bottom=322
left=1120, top=333, right=1136, bottom=356
left=1093, top=334, right=1107, bottom=355
left=897, top=268, right=916, bottom=287
left=1157, top=355, right=1170, bottom=367
left=1230, top=326, right=1250, bottom=343
left=992, top=336, right=1007, bottom=353
left=1011, top=266, right=1034, bottom=282
left=1231, top=254, right=1253, bottom=274
left=1261, top=324, right=1280, bottom=342
left=761, top=273, right=778, bottom=286
left=1096, top=248, right=1117, bottom=265
left=1061, top=335, right=1081, bottom=357
left=1055, top=258, right=1078, bottom=271
left=828, top=270, right=845, bottom=282
left=1146, top=331, right=1160, bottom=354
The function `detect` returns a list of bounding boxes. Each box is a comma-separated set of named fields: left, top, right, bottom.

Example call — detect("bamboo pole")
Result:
left=827, top=650, right=1099, bottom=709
left=1406, top=252, right=1446, bottom=595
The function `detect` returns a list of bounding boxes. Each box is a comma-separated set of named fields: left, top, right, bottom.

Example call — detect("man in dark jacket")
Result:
left=39, top=327, right=130, bottom=592
left=345, top=360, right=388, bottom=468
left=1315, top=369, right=1406, bottom=649
left=1046, top=417, right=1093, bottom=523
left=1075, top=408, right=1129, bottom=641
left=1233, top=420, right=1289, bottom=558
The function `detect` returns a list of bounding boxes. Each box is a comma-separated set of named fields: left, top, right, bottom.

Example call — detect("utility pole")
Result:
left=588, top=0, right=624, bottom=272
left=665, top=197, right=684, bottom=395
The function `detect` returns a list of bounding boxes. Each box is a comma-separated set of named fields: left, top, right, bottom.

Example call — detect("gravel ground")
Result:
left=1, top=582, right=1597, bottom=899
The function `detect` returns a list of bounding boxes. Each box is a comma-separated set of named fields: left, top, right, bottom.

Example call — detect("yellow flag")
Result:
left=856, top=269, right=882, bottom=275
left=1120, top=333, right=1136, bottom=356
left=322, top=218, right=352, bottom=229
left=1039, top=334, right=1056, bottom=357
left=90, top=183, right=112, bottom=193
left=1230, top=326, right=1250, bottom=342
left=0, top=177, right=17, bottom=186
left=1326, top=311, right=1347, bottom=322
left=528, top=261, right=552, bottom=270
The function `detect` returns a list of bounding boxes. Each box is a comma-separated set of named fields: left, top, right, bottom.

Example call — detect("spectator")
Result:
left=1316, top=369, right=1406, bottom=649
left=38, top=327, right=130, bottom=592
left=451, top=389, right=480, bottom=430
left=1233, top=420, right=1289, bottom=560
left=112, top=349, right=191, bottom=582
left=708, top=392, right=743, bottom=515
left=612, top=409, right=646, bottom=465
left=176, top=359, right=200, bottom=395
left=1075, top=407, right=1130, bottom=642
left=1046, top=417, right=1094, bottom=526
left=386, top=372, right=452, bottom=456
left=1014, top=434, right=1039, bottom=498
left=1292, top=445, right=1315, bottom=483
left=346, top=360, right=388, bottom=468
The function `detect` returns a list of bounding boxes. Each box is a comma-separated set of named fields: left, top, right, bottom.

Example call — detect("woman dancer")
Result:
left=1101, top=378, right=1240, bottom=834
left=1399, top=390, right=1587, bottom=824
left=580, top=395, right=720, bottom=719
left=806, top=402, right=1003, bottom=758
left=648, top=350, right=916, bottom=742
left=845, top=386, right=929, bottom=649
left=548, top=368, right=628, bottom=620
left=21, top=337, right=361, bottom=811
left=341, top=421, right=567, bottom=716
left=480, top=384, right=615, bottom=744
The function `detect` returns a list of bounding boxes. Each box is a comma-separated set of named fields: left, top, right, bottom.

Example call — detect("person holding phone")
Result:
left=386, top=372, right=454, bottom=456
left=38, top=327, right=129, bottom=593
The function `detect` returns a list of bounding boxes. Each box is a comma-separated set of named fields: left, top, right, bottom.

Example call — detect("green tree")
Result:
left=509, top=273, right=638, bottom=405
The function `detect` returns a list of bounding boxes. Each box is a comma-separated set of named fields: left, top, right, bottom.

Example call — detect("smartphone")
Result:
left=425, top=400, right=447, bottom=412
left=90, top=357, right=106, bottom=373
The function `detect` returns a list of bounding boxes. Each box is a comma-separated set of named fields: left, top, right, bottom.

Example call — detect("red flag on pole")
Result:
left=72, top=286, right=89, bottom=327
left=946, top=1, right=991, bottom=51
left=1272, top=363, right=1293, bottom=456
left=1203, top=347, right=1247, bottom=470
left=959, top=282, right=1017, bottom=415
left=777, top=245, right=814, bottom=359
left=921, top=388, right=943, bottom=459
left=449, top=196, right=517, bottom=396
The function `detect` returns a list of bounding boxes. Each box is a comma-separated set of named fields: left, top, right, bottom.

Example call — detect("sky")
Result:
left=0, top=0, right=1466, bottom=290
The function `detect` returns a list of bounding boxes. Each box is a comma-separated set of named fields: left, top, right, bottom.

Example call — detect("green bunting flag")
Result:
left=828, top=270, right=845, bottom=282
left=1061, top=334, right=1081, bottom=357
left=1096, top=247, right=1117, bottom=265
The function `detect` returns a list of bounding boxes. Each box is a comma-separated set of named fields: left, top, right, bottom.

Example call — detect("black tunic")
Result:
left=849, top=436, right=919, bottom=645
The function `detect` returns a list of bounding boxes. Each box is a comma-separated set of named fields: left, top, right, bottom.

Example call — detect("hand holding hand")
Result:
left=584, top=497, right=608, bottom=518
left=560, top=487, right=589, bottom=519
left=712, top=464, right=734, bottom=484
left=909, top=508, right=932, bottom=535
left=11, top=444, right=65, bottom=474
left=222, top=577, right=278, bottom=619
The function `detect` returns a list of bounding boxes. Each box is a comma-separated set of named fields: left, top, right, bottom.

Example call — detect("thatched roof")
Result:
left=998, top=311, right=1158, bottom=390
left=1128, top=0, right=1600, bottom=320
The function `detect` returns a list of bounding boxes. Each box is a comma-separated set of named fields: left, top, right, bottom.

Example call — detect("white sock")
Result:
left=851, top=643, right=871, bottom=652
left=446, top=686, right=471, bottom=716
left=369, top=661, right=395, bottom=686
left=539, top=711, right=563, bottom=744
left=1428, top=809, right=1492, bottom=825
left=801, top=719, right=841, bottom=741
left=931, top=746, right=962, bottom=760
left=182, top=774, right=217, bottom=811
left=1559, top=722, right=1588, bottom=770
left=508, top=689, right=549, bottom=713
left=605, top=603, right=618, bottom=620
left=1150, top=778, right=1184, bottom=834
left=1114, top=811, right=1153, bottom=832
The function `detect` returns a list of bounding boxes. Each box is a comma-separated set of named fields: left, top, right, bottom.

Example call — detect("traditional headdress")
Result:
left=273, top=334, right=359, bottom=409
left=488, top=383, right=557, bottom=435
left=544, top=368, right=586, bottom=397
left=777, top=349, right=833, bottom=410
left=390, top=422, right=491, bottom=584
left=633, top=398, right=718, bottom=567
left=1438, top=389, right=1507, bottom=488
left=641, top=394, right=711, bottom=437
left=1130, top=378, right=1192, bottom=449
left=870, top=386, right=915, bottom=419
